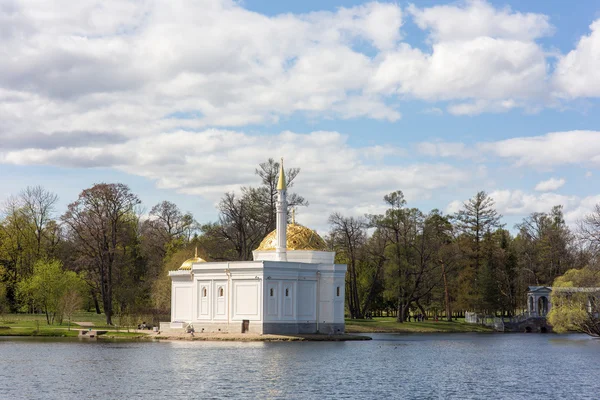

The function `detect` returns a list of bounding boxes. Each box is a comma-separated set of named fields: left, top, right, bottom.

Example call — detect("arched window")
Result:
left=285, top=288, right=289, bottom=297
left=336, top=286, right=340, bottom=297
left=219, top=287, right=224, bottom=297
left=538, top=296, right=548, bottom=316
left=202, top=288, right=207, bottom=297
left=270, top=288, right=274, bottom=297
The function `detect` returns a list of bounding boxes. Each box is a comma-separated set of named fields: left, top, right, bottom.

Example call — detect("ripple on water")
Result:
left=0, top=334, right=599, bottom=399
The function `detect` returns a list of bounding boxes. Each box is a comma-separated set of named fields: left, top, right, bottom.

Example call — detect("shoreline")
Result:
left=153, top=332, right=371, bottom=342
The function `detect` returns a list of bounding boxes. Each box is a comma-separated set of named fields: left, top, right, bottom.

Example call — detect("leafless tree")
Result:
left=62, top=183, right=141, bottom=325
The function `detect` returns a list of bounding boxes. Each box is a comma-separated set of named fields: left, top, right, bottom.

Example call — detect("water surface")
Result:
left=1, top=333, right=599, bottom=399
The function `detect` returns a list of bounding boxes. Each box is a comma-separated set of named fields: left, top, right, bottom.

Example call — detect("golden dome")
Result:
left=179, top=248, right=206, bottom=270
left=256, top=223, right=328, bottom=251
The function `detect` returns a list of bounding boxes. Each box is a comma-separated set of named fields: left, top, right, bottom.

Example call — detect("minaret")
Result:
left=275, top=158, right=288, bottom=261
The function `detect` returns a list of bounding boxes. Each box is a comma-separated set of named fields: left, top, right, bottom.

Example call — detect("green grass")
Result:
left=345, top=317, right=493, bottom=333
left=0, top=312, right=157, bottom=338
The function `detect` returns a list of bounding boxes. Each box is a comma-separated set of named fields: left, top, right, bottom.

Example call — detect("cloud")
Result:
left=447, top=189, right=598, bottom=227
left=408, top=0, right=553, bottom=41
left=368, top=0, right=552, bottom=114
left=422, top=107, right=443, bottom=115
left=1, top=0, right=587, bottom=150
left=0, top=129, right=470, bottom=230
left=479, top=130, right=600, bottom=167
left=553, top=19, right=600, bottom=98
left=534, top=177, right=565, bottom=192
left=415, top=141, right=477, bottom=159
left=419, top=130, right=600, bottom=168
left=0, top=0, right=406, bottom=138
left=447, top=99, right=521, bottom=116
left=489, top=190, right=600, bottom=226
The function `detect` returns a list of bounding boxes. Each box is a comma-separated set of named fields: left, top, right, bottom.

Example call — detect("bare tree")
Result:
left=329, top=212, right=367, bottom=319
left=61, top=183, right=141, bottom=325
left=19, top=186, right=59, bottom=258
left=206, top=159, right=308, bottom=261
left=580, top=204, right=600, bottom=258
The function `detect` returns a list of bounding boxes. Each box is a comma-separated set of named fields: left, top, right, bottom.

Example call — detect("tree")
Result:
left=547, top=266, right=600, bottom=337
left=141, top=201, right=197, bottom=280
left=358, top=231, right=388, bottom=318
left=151, top=245, right=201, bottom=313
left=207, top=159, right=307, bottom=261
left=61, top=183, right=141, bottom=325
left=60, top=289, right=83, bottom=330
left=329, top=213, right=367, bottom=319
left=370, top=192, right=453, bottom=322
left=454, top=191, right=503, bottom=271
left=453, top=191, right=503, bottom=312
left=253, top=158, right=306, bottom=233
left=579, top=204, right=600, bottom=259
left=0, top=196, right=38, bottom=311
left=19, top=186, right=59, bottom=258
left=18, top=259, right=84, bottom=324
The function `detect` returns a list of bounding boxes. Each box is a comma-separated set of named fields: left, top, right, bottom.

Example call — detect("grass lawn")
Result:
left=345, top=317, right=493, bottom=333
left=0, top=312, right=156, bottom=338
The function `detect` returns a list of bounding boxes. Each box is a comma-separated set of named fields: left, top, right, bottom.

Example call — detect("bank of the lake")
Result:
left=0, top=313, right=494, bottom=339
left=345, top=317, right=494, bottom=333
left=0, top=313, right=155, bottom=339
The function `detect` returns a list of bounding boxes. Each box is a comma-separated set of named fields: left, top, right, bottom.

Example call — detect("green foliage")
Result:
left=151, top=246, right=200, bottom=313
left=17, top=259, right=85, bottom=325
left=547, top=267, right=600, bottom=336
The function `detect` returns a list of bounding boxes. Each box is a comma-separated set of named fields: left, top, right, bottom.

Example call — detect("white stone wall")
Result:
left=169, top=259, right=347, bottom=333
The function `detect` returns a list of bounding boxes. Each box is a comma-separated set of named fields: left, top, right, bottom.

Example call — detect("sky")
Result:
left=1, top=0, right=600, bottom=234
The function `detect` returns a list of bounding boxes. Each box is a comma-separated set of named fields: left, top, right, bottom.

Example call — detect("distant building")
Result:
left=166, top=160, right=347, bottom=334
left=527, top=285, right=600, bottom=317
left=527, top=286, right=552, bottom=317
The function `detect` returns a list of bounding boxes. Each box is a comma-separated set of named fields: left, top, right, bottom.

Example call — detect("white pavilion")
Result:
left=165, top=160, right=347, bottom=334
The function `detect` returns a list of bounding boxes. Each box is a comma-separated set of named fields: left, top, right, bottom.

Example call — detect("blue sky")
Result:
left=1, top=0, right=600, bottom=233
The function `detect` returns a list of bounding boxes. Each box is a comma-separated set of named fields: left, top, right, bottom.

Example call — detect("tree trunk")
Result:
left=441, top=261, right=452, bottom=322
left=416, top=300, right=426, bottom=320
left=92, top=290, right=101, bottom=314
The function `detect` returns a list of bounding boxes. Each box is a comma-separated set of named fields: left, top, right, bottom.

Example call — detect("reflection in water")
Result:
left=1, top=334, right=600, bottom=399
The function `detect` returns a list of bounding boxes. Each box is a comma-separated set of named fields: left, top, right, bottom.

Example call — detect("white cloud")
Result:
left=408, top=0, right=553, bottom=42
left=534, top=177, right=566, bottom=192
left=367, top=0, right=553, bottom=113
left=447, top=99, right=521, bottom=116
left=0, top=129, right=470, bottom=231
left=489, top=190, right=600, bottom=226
left=0, top=0, right=584, bottom=150
left=448, top=189, right=598, bottom=227
left=416, top=141, right=477, bottom=159
left=553, top=19, right=600, bottom=98
left=480, top=130, right=600, bottom=167
left=0, top=0, right=407, bottom=141
left=422, top=107, right=443, bottom=115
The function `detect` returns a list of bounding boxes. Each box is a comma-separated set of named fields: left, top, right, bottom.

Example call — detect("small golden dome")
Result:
left=179, top=248, right=206, bottom=270
left=256, top=223, right=328, bottom=251
left=178, top=257, right=206, bottom=270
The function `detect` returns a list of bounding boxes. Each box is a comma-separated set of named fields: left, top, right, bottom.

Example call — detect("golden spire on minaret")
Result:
left=277, top=158, right=286, bottom=191
left=194, top=247, right=198, bottom=258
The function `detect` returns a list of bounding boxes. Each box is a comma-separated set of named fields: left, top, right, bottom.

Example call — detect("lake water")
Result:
left=1, top=333, right=599, bottom=399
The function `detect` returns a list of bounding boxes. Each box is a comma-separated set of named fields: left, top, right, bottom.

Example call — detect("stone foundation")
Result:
left=263, top=322, right=345, bottom=335
left=161, top=321, right=345, bottom=335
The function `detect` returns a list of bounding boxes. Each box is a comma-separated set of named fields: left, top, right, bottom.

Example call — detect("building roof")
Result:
left=179, top=248, right=207, bottom=270
left=256, top=223, right=328, bottom=251
left=527, top=286, right=552, bottom=293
